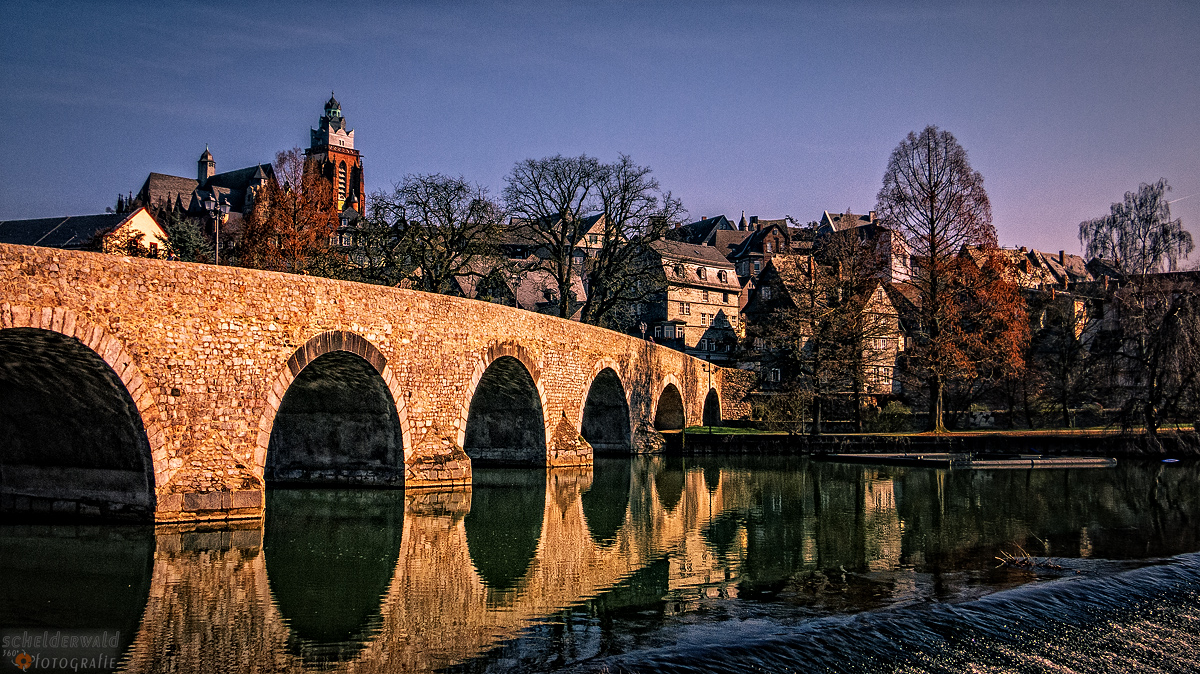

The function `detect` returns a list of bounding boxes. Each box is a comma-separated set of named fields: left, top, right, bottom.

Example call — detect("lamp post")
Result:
left=203, top=193, right=230, bottom=265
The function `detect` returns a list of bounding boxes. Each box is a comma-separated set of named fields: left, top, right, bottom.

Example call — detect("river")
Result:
left=3, top=456, right=1199, bottom=672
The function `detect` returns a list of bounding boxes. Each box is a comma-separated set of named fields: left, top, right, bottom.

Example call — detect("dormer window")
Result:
left=718, top=270, right=728, bottom=283
left=697, top=267, right=707, bottom=280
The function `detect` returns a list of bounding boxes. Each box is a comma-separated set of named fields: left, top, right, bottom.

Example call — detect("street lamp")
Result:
left=202, top=193, right=230, bottom=265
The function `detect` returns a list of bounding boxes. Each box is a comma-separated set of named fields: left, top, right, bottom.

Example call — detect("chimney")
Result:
left=1059, top=250, right=1066, bottom=264
left=869, top=210, right=876, bottom=221
left=750, top=216, right=758, bottom=224
left=1020, top=246, right=1028, bottom=253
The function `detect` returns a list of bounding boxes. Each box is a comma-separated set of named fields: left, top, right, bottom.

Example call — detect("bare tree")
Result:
left=756, top=256, right=841, bottom=434
left=816, top=229, right=899, bottom=431
left=1095, top=274, right=1200, bottom=436
left=874, top=125, right=997, bottom=431
left=503, top=155, right=602, bottom=319
left=581, top=155, right=685, bottom=330
left=372, top=174, right=507, bottom=295
left=1080, top=179, right=1194, bottom=276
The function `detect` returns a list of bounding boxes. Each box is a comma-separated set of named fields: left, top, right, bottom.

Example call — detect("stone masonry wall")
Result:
left=0, top=244, right=742, bottom=522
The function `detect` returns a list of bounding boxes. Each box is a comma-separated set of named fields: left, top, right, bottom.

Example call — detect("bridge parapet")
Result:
left=0, top=244, right=741, bottom=522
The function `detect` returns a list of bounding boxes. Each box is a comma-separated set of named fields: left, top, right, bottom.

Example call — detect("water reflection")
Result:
left=2, top=457, right=1200, bottom=672
left=0, top=524, right=153, bottom=665
left=580, top=458, right=631, bottom=546
left=263, top=489, right=403, bottom=663
left=464, top=469, right=545, bottom=596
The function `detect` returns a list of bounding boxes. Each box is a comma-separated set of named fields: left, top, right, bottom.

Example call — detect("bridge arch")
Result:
left=0, top=305, right=166, bottom=519
left=702, top=388, right=722, bottom=426
left=652, top=375, right=686, bottom=431
left=457, top=341, right=550, bottom=466
left=579, top=359, right=632, bottom=453
left=255, top=331, right=412, bottom=483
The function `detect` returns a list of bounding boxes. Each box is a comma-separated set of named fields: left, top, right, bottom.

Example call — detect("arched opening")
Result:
left=702, top=388, right=721, bottom=426
left=464, top=468, right=545, bottom=597
left=264, top=489, right=403, bottom=664
left=653, top=383, right=685, bottom=431
left=463, top=356, right=546, bottom=466
left=267, top=351, right=404, bottom=486
left=581, top=368, right=631, bottom=453
left=0, top=328, right=155, bottom=520
left=581, top=456, right=632, bottom=545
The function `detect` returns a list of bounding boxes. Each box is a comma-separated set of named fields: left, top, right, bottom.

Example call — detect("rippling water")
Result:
left=3, top=456, right=1200, bottom=672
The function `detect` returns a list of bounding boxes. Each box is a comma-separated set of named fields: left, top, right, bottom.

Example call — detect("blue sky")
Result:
left=2, top=0, right=1197, bottom=257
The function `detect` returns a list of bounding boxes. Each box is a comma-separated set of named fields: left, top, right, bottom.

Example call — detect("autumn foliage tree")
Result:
left=239, top=148, right=342, bottom=275
left=874, top=125, right=1025, bottom=431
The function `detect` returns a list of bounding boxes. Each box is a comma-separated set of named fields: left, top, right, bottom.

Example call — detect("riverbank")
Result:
left=677, top=427, right=1200, bottom=458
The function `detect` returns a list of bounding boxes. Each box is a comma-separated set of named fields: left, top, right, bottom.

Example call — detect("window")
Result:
left=698, top=267, right=707, bottom=280
left=753, top=261, right=761, bottom=273
left=723, top=292, right=730, bottom=303
left=148, top=242, right=158, bottom=257
left=654, top=325, right=663, bottom=338
left=702, top=290, right=709, bottom=301
left=699, top=338, right=709, bottom=351
left=766, top=241, right=774, bottom=253
left=769, top=368, right=781, bottom=382
left=341, top=233, right=353, bottom=246
left=337, top=162, right=347, bottom=200
left=589, top=234, right=599, bottom=244
left=718, top=270, right=728, bottom=283
left=330, top=234, right=339, bottom=247
left=679, top=302, right=691, bottom=315
left=701, top=313, right=710, bottom=326
left=663, top=325, right=675, bottom=339
left=762, top=287, right=772, bottom=300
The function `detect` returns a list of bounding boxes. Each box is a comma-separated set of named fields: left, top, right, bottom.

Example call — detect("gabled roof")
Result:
left=0, top=210, right=142, bottom=249
left=139, top=172, right=200, bottom=208
left=667, top=215, right=736, bottom=245
left=711, top=229, right=751, bottom=257
left=728, top=221, right=790, bottom=259
left=650, top=239, right=737, bottom=267
left=819, top=210, right=876, bottom=233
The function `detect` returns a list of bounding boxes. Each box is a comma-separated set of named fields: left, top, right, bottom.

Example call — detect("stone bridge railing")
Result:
left=0, top=244, right=745, bottom=523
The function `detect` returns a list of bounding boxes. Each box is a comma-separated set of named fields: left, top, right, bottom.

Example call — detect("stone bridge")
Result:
left=0, top=244, right=740, bottom=523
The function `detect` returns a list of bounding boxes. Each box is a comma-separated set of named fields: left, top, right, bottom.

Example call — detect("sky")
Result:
left=1, top=0, right=1197, bottom=258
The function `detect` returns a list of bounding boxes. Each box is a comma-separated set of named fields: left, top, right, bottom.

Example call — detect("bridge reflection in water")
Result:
left=4, top=458, right=1200, bottom=672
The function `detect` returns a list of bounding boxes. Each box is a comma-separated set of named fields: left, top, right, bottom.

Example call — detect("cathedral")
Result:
left=305, top=93, right=365, bottom=214
left=125, top=95, right=365, bottom=224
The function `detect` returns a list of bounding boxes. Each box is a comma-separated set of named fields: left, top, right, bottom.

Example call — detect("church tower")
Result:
left=198, top=145, right=215, bottom=184
left=305, top=93, right=364, bottom=211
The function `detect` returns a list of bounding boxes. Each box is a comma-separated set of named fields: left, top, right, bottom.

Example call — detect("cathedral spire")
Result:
left=198, top=145, right=215, bottom=184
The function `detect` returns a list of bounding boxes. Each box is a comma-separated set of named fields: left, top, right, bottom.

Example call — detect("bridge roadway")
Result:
left=0, top=244, right=741, bottom=522
left=116, top=458, right=761, bottom=672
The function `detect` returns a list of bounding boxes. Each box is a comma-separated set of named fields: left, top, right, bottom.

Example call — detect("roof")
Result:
left=650, top=239, right=737, bottom=267
left=667, top=215, right=736, bottom=245
left=820, top=210, right=876, bottom=233
left=0, top=211, right=139, bottom=248
left=885, top=283, right=921, bottom=311
left=711, top=229, right=751, bottom=257
left=728, top=221, right=790, bottom=259
left=139, top=172, right=200, bottom=208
